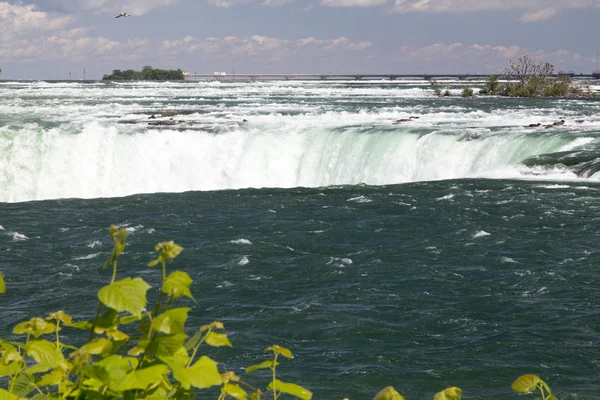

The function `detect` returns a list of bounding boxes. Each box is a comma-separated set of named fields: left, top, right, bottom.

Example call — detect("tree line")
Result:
left=102, top=65, right=185, bottom=81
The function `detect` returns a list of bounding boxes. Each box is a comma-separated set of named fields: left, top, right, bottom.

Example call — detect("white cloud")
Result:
left=387, top=0, right=600, bottom=21
left=320, top=0, right=387, bottom=7
left=0, top=2, right=74, bottom=39
left=32, top=0, right=178, bottom=16
left=520, top=7, right=558, bottom=22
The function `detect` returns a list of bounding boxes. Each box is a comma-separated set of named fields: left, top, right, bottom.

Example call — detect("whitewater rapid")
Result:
left=1, top=80, right=600, bottom=202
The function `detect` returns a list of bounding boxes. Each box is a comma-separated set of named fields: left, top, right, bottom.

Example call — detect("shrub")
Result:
left=434, top=88, right=442, bottom=97
left=544, top=82, right=569, bottom=97
left=484, top=75, right=499, bottom=93
left=443, top=89, right=451, bottom=97
left=461, top=88, right=474, bottom=98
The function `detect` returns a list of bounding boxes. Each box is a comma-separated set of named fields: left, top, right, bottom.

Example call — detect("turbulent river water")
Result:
left=1, top=79, right=600, bottom=399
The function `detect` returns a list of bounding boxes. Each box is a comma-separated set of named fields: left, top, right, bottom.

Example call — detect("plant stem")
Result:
left=56, top=320, right=61, bottom=349
left=272, top=354, right=279, bottom=400
left=111, top=259, right=118, bottom=284
left=238, top=380, right=272, bottom=400
left=187, top=330, right=210, bottom=367
left=88, top=303, right=104, bottom=343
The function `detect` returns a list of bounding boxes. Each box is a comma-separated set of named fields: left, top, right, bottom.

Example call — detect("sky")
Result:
left=1, top=0, right=600, bottom=79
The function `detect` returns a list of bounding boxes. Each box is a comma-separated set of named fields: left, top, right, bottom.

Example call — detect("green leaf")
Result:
left=373, top=386, right=405, bottom=400
left=0, top=389, right=18, bottom=400
left=143, top=333, right=189, bottom=368
left=223, top=383, right=248, bottom=400
left=434, top=387, right=462, bottom=400
left=512, top=375, right=542, bottom=394
left=69, top=321, right=92, bottom=330
left=0, top=362, right=21, bottom=378
left=163, top=271, right=194, bottom=301
left=265, top=345, right=293, bottom=359
left=245, top=360, right=280, bottom=373
left=172, top=356, right=221, bottom=390
left=267, top=379, right=312, bottom=400
left=86, top=355, right=138, bottom=390
left=94, top=309, right=119, bottom=331
left=11, top=372, right=35, bottom=397
left=98, top=278, right=151, bottom=317
left=13, top=318, right=57, bottom=338
left=26, top=340, right=64, bottom=368
left=205, top=331, right=232, bottom=348
left=119, top=315, right=141, bottom=325
left=46, top=311, right=72, bottom=325
left=114, top=365, right=169, bottom=391
left=151, top=308, right=190, bottom=335
left=0, top=273, right=5, bottom=294
left=38, top=369, right=65, bottom=387
left=79, top=339, right=111, bottom=356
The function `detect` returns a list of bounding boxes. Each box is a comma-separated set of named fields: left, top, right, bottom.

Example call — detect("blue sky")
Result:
left=1, top=0, right=600, bottom=79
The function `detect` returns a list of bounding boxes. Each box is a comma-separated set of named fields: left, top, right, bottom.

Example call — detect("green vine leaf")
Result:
left=434, top=387, right=462, bottom=400
left=25, top=340, right=64, bottom=368
left=373, top=386, right=405, bottom=400
left=10, top=372, right=35, bottom=397
left=98, top=278, right=151, bottom=317
left=0, top=389, right=19, bottom=400
left=114, top=365, right=169, bottom=391
left=163, top=271, right=195, bottom=301
left=267, top=379, right=312, bottom=400
left=148, top=241, right=184, bottom=267
left=13, top=318, right=57, bottom=338
left=87, top=355, right=138, bottom=390
left=151, top=308, right=190, bottom=335
left=46, top=311, right=72, bottom=325
left=79, top=339, right=111, bottom=356
left=512, top=375, right=542, bottom=394
left=103, top=225, right=128, bottom=269
left=0, top=273, right=5, bottom=294
left=172, top=356, right=221, bottom=390
left=0, top=362, right=21, bottom=378
left=245, top=360, right=280, bottom=373
left=205, top=331, right=232, bottom=348
left=38, top=369, right=65, bottom=387
left=265, top=345, right=293, bottom=359
left=223, top=382, right=248, bottom=400
left=142, top=333, right=189, bottom=368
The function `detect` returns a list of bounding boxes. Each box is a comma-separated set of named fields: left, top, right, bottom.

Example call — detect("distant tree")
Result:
left=503, top=55, right=554, bottom=96
left=462, top=87, right=474, bottom=97
left=102, top=66, right=184, bottom=81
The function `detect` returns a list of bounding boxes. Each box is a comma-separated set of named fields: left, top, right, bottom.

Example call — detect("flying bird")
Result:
left=115, top=12, right=130, bottom=18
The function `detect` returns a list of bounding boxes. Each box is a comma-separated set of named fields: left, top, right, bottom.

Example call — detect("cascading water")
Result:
left=1, top=80, right=599, bottom=202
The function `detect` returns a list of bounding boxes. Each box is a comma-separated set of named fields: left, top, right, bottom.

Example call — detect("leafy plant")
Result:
left=461, top=88, right=474, bottom=98
left=434, top=88, right=442, bottom=97
left=443, top=89, right=451, bottom=97
left=0, top=225, right=311, bottom=400
left=512, top=374, right=556, bottom=400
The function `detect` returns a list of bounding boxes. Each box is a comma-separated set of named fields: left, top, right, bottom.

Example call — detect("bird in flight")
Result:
left=115, top=12, right=130, bottom=18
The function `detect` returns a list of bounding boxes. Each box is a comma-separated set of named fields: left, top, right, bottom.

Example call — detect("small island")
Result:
left=102, top=65, right=185, bottom=81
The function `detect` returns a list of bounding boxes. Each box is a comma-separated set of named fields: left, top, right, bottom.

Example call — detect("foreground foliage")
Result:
left=102, top=66, right=185, bottom=81
left=0, top=227, right=557, bottom=399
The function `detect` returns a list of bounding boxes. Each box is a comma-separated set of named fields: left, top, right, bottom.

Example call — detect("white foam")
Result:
left=87, top=240, right=102, bottom=248
left=473, top=231, right=491, bottom=239
left=237, top=256, right=250, bottom=266
left=437, top=194, right=455, bottom=201
left=347, top=196, right=372, bottom=203
left=74, top=253, right=101, bottom=260
left=230, top=238, right=252, bottom=245
left=10, top=232, right=28, bottom=241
